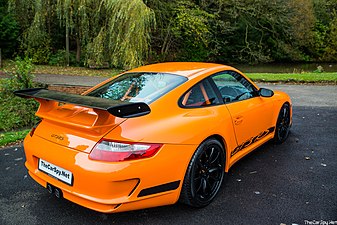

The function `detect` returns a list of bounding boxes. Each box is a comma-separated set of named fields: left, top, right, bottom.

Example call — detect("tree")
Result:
left=9, top=0, right=52, bottom=64
left=6, top=0, right=337, bottom=66
left=9, top=0, right=154, bottom=69
left=0, top=0, right=19, bottom=66
left=323, top=11, right=337, bottom=61
left=87, top=0, right=155, bottom=69
left=313, top=0, right=337, bottom=61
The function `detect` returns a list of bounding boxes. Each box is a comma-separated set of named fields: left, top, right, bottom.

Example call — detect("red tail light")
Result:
left=89, top=139, right=162, bottom=162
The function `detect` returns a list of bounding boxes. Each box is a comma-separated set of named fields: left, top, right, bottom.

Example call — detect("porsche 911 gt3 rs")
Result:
left=15, top=62, right=292, bottom=213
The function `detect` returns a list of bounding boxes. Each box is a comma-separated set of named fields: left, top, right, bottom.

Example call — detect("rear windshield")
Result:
left=87, top=72, right=187, bottom=104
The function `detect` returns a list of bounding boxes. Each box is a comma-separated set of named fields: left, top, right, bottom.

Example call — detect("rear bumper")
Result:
left=23, top=135, right=197, bottom=213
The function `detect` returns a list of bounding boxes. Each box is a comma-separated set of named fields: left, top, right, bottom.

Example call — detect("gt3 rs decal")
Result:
left=231, top=127, right=275, bottom=157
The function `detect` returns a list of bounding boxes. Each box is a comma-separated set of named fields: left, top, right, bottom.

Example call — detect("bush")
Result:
left=48, top=50, right=77, bottom=66
left=5, top=56, right=34, bottom=89
left=0, top=57, right=40, bottom=132
left=21, top=29, right=52, bottom=65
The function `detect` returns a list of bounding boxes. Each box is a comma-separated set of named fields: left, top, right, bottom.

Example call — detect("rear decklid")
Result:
left=14, top=88, right=150, bottom=153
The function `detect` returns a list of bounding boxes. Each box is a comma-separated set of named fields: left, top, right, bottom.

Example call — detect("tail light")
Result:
left=89, top=139, right=162, bottom=162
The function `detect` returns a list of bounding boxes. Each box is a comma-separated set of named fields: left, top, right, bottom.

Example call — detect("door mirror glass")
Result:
left=259, top=88, right=274, bottom=97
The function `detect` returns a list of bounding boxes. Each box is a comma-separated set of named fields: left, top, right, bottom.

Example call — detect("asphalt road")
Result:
left=0, top=85, right=336, bottom=225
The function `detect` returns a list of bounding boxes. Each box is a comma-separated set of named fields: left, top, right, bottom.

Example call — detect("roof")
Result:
left=128, top=62, right=233, bottom=78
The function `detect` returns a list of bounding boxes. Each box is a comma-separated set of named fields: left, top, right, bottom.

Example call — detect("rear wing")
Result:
left=14, top=88, right=151, bottom=118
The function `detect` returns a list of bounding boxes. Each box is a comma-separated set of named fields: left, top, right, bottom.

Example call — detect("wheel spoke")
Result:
left=209, top=166, right=222, bottom=174
left=276, top=104, right=291, bottom=142
left=195, top=180, right=202, bottom=193
left=201, top=177, right=207, bottom=195
left=210, top=150, right=220, bottom=164
left=282, top=108, right=287, bottom=117
left=209, top=175, right=221, bottom=182
left=208, top=147, right=215, bottom=163
left=194, top=175, right=201, bottom=182
left=186, top=139, right=225, bottom=205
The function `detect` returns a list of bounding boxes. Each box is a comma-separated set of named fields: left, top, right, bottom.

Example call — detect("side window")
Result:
left=180, top=79, right=220, bottom=107
left=211, top=71, right=257, bottom=103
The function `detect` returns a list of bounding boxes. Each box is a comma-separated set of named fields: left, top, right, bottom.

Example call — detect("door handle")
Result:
left=234, top=116, right=243, bottom=125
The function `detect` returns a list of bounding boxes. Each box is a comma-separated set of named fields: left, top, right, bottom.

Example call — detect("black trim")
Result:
left=178, top=79, right=222, bottom=109
left=14, top=88, right=150, bottom=118
left=207, top=77, right=225, bottom=104
left=210, top=70, right=259, bottom=104
left=138, top=181, right=180, bottom=197
left=128, top=179, right=140, bottom=196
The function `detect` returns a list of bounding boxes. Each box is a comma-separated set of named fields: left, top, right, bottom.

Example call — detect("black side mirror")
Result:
left=259, top=88, right=274, bottom=97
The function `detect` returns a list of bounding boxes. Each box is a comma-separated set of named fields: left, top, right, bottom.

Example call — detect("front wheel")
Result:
left=179, top=138, right=225, bottom=208
left=274, top=103, right=291, bottom=144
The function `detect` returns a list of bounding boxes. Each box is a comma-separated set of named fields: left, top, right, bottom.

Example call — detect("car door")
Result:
left=210, top=71, right=275, bottom=160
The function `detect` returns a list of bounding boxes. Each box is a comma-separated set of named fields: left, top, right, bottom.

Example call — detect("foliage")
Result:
left=171, top=1, right=214, bottom=61
left=0, top=129, right=30, bottom=146
left=88, top=0, right=155, bottom=69
left=10, top=0, right=52, bottom=64
left=0, top=57, right=39, bottom=132
left=5, top=57, right=35, bottom=88
left=322, top=12, right=337, bottom=61
left=49, top=50, right=77, bottom=66
left=5, top=0, right=337, bottom=66
left=0, top=0, right=19, bottom=57
left=312, top=0, right=337, bottom=61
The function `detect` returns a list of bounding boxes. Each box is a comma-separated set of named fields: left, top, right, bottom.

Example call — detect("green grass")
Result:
left=2, top=59, right=337, bottom=82
left=247, top=72, right=337, bottom=83
left=0, top=129, right=30, bottom=147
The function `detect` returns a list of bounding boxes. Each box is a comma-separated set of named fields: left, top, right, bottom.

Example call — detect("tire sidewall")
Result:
left=274, top=103, right=291, bottom=144
left=181, top=138, right=225, bottom=207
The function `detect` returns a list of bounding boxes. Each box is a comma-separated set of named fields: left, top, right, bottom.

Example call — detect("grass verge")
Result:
left=1, top=60, right=122, bottom=77
left=247, top=72, right=337, bottom=83
left=1, top=59, right=336, bottom=82
left=0, top=129, right=30, bottom=147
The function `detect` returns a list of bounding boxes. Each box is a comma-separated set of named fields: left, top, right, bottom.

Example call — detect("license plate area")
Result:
left=38, top=158, right=73, bottom=186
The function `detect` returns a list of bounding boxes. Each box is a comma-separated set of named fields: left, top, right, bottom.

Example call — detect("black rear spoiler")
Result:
left=14, top=88, right=151, bottom=118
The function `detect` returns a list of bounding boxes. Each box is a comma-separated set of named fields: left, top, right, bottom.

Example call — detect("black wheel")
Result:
left=274, top=103, right=291, bottom=144
left=180, top=138, right=225, bottom=207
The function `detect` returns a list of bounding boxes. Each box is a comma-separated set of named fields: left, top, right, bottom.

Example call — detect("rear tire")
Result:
left=179, top=138, right=225, bottom=207
left=274, top=103, right=291, bottom=144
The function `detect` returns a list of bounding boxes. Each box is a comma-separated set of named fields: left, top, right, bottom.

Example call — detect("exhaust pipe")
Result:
left=46, top=183, right=54, bottom=194
left=54, top=188, right=63, bottom=199
left=46, top=183, right=63, bottom=199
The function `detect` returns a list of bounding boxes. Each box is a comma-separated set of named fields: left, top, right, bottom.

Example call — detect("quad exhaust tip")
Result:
left=47, top=183, right=54, bottom=194
left=46, top=183, right=63, bottom=199
left=54, top=188, right=62, bottom=199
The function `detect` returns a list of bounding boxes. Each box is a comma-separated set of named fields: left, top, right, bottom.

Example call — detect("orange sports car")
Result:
left=15, top=62, right=292, bottom=213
